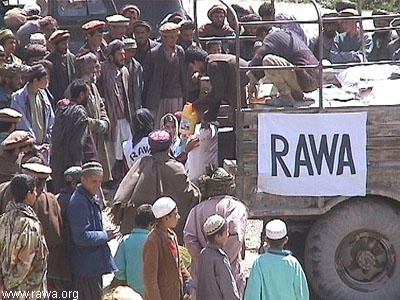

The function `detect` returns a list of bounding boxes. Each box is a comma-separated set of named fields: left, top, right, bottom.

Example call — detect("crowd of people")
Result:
left=0, top=0, right=397, bottom=299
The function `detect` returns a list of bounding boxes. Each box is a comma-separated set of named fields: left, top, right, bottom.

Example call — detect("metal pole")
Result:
left=218, top=0, right=241, bottom=111
left=357, top=0, right=367, bottom=62
left=193, top=0, right=200, bottom=46
left=310, top=0, right=324, bottom=109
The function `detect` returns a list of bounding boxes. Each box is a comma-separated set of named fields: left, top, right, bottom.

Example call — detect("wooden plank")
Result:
left=236, top=107, right=400, bottom=215
left=239, top=125, right=400, bottom=139
left=236, top=168, right=400, bottom=213
left=240, top=107, right=400, bottom=127
left=368, top=149, right=400, bottom=163
left=237, top=136, right=400, bottom=150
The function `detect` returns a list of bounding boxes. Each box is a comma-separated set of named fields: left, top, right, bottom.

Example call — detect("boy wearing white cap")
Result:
left=244, top=219, right=309, bottom=300
left=196, top=214, right=240, bottom=300
left=142, top=197, right=193, bottom=300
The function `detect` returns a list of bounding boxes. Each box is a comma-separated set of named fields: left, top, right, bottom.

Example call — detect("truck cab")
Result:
left=47, top=0, right=187, bottom=51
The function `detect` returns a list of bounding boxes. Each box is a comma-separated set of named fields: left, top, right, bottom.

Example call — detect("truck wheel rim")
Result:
left=335, top=229, right=396, bottom=292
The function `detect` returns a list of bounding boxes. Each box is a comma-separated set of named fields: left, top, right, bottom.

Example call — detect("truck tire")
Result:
left=304, top=198, right=400, bottom=300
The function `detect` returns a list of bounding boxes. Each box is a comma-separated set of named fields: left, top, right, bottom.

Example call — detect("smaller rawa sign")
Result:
left=258, top=112, right=367, bottom=196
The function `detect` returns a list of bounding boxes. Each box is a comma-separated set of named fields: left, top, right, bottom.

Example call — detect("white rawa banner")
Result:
left=258, top=112, right=367, bottom=196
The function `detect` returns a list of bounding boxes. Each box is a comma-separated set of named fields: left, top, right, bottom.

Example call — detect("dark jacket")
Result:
left=50, top=101, right=91, bottom=193
left=369, top=31, right=394, bottom=61
left=0, top=152, right=17, bottom=185
left=79, top=40, right=107, bottom=62
left=142, top=44, right=188, bottom=112
left=127, top=57, right=144, bottom=113
left=194, top=54, right=248, bottom=121
left=136, top=39, right=160, bottom=66
left=34, top=192, right=70, bottom=281
left=67, top=184, right=117, bottom=277
left=45, top=50, right=76, bottom=104
left=197, top=244, right=240, bottom=300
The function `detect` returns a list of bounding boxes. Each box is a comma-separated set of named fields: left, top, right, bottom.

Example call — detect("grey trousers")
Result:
left=73, top=276, right=103, bottom=300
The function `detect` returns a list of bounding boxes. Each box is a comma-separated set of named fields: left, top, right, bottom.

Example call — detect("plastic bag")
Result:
left=185, top=124, right=218, bottom=181
left=180, top=102, right=200, bottom=136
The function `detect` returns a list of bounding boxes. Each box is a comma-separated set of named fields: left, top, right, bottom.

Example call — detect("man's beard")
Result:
left=212, top=22, right=224, bottom=29
left=84, top=74, right=97, bottom=84
left=116, top=61, right=125, bottom=68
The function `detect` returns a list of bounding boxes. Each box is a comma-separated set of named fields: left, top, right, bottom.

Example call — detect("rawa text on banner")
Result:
left=258, top=112, right=367, bottom=196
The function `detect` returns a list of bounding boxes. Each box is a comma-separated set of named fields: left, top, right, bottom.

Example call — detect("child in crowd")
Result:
left=142, top=197, right=194, bottom=300
left=114, top=204, right=156, bottom=296
left=206, top=40, right=223, bottom=54
left=122, top=108, right=154, bottom=172
left=196, top=214, right=240, bottom=300
left=160, top=113, right=199, bottom=164
left=244, top=219, right=310, bottom=300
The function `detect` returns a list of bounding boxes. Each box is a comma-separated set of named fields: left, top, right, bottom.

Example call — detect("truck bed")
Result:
left=236, top=103, right=400, bottom=218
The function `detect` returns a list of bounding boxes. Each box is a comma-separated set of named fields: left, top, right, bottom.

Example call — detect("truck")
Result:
left=3, top=0, right=187, bottom=51
left=193, top=0, right=400, bottom=298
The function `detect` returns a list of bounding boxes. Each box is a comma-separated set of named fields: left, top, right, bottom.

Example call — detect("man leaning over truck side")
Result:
left=185, top=47, right=248, bottom=122
left=248, top=27, right=319, bottom=107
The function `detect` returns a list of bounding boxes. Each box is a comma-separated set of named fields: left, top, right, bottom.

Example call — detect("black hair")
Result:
left=27, top=64, right=47, bottom=83
left=135, top=204, right=156, bottom=227
left=372, top=9, right=389, bottom=16
left=335, top=1, right=356, bottom=12
left=185, top=46, right=208, bottom=64
left=258, top=2, right=275, bottom=19
left=266, top=236, right=287, bottom=249
left=205, top=40, right=222, bottom=52
left=0, top=122, right=13, bottom=133
left=240, top=13, right=261, bottom=22
left=37, top=59, right=53, bottom=71
left=206, top=222, right=227, bottom=243
left=10, top=174, right=36, bottom=203
left=70, top=79, right=88, bottom=100
left=163, top=114, right=175, bottom=124
left=256, top=26, right=271, bottom=39
left=131, top=108, right=154, bottom=146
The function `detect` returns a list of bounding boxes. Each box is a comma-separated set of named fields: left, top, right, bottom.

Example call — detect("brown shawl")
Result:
left=0, top=151, right=18, bottom=185
left=99, top=60, right=132, bottom=140
left=111, top=151, right=201, bottom=243
left=33, top=192, right=71, bottom=280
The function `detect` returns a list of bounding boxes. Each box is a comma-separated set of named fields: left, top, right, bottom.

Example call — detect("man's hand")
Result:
left=248, top=82, right=258, bottom=98
left=191, top=71, right=201, bottom=84
left=200, top=116, right=210, bottom=129
left=106, top=230, right=116, bottom=241
left=185, top=137, right=200, bottom=153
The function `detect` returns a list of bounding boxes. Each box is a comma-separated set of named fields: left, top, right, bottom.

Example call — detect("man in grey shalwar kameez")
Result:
left=142, top=22, right=187, bottom=128
left=330, top=9, right=373, bottom=63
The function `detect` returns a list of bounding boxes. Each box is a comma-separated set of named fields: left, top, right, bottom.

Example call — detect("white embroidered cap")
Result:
left=152, top=197, right=177, bottom=219
left=265, top=219, right=287, bottom=240
left=203, top=214, right=226, bottom=236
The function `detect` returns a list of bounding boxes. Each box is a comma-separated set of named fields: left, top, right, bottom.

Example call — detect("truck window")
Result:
left=57, top=0, right=107, bottom=17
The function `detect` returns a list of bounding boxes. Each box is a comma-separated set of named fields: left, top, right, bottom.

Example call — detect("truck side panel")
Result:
left=236, top=106, right=400, bottom=217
